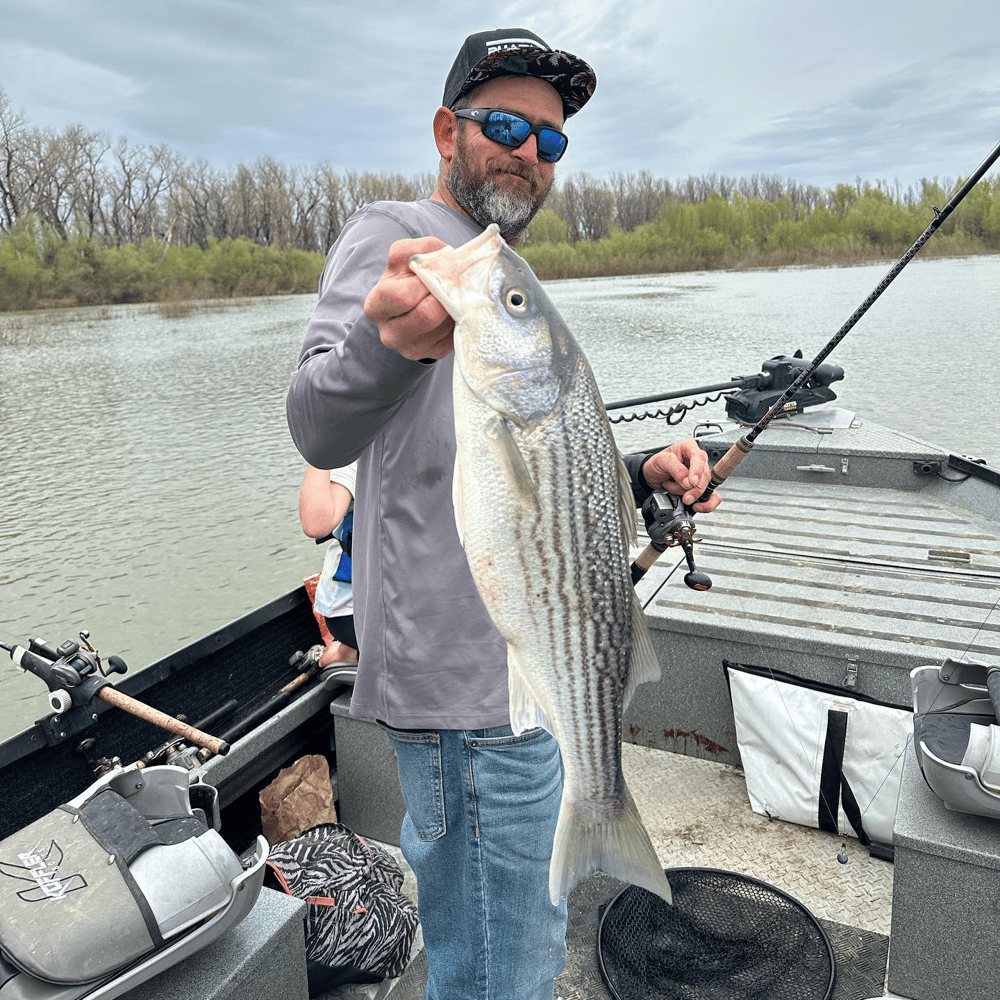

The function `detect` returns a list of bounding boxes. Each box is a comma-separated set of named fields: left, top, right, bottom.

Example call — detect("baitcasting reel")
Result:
left=639, top=490, right=712, bottom=591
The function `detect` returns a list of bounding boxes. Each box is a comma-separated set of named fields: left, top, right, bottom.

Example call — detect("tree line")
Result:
left=2, top=85, right=998, bottom=309
left=522, top=174, right=1000, bottom=279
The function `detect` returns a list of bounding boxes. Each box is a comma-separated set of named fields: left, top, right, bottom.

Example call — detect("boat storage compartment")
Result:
left=330, top=694, right=407, bottom=847
left=889, top=740, right=1000, bottom=1000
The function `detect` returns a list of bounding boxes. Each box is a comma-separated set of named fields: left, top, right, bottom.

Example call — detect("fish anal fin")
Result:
left=548, top=787, right=673, bottom=906
left=622, top=589, right=661, bottom=711
left=616, top=450, right=638, bottom=548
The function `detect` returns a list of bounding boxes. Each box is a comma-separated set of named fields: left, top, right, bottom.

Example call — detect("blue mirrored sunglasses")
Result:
left=453, top=108, right=569, bottom=163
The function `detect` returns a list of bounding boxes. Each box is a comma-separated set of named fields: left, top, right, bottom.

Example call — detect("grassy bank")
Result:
left=0, top=225, right=325, bottom=313
left=2, top=192, right=997, bottom=313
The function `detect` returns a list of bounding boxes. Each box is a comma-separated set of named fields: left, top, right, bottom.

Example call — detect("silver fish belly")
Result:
left=410, top=224, right=672, bottom=906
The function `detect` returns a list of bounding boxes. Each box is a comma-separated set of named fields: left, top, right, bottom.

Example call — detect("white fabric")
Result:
left=328, top=464, right=357, bottom=495
left=314, top=463, right=356, bottom=620
left=728, top=666, right=912, bottom=846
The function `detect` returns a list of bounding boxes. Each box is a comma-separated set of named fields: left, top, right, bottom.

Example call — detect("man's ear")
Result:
left=433, top=107, right=458, bottom=161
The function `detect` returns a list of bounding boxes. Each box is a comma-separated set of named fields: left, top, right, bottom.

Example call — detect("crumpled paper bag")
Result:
left=259, top=754, right=338, bottom=845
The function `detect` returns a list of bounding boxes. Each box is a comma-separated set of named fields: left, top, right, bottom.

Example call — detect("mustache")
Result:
left=488, top=161, right=537, bottom=185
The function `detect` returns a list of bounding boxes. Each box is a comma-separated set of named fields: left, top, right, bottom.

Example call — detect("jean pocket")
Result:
left=467, top=726, right=550, bottom=750
left=384, top=728, right=446, bottom=842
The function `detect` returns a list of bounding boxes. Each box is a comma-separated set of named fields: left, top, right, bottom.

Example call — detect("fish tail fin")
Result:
left=548, top=789, right=673, bottom=906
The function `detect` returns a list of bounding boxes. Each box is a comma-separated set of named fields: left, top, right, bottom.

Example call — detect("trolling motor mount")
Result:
left=724, top=351, right=844, bottom=425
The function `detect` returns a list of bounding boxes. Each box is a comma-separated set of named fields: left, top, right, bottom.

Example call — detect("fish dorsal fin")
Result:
left=616, top=449, right=638, bottom=548
left=622, top=589, right=661, bottom=711
left=508, top=648, right=555, bottom=737
left=488, top=415, right=537, bottom=499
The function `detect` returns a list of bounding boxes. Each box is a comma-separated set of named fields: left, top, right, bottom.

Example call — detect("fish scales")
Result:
left=514, top=374, right=627, bottom=797
left=410, top=224, right=672, bottom=906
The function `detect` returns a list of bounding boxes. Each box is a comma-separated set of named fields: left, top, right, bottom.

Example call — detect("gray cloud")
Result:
left=723, top=45, right=1000, bottom=188
left=2, top=0, right=998, bottom=189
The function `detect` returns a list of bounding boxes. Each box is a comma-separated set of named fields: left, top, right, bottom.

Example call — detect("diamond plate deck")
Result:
left=320, top=413, right=1000, bottom=999
left=321, top=745, right=899, bottom=999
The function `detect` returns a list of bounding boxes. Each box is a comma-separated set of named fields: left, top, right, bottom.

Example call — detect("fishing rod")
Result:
left=606, top=376, right=764, bottom=412
left=629, top=137, right=1000, bottom=589
left=2, top=633, right=231, bottom=757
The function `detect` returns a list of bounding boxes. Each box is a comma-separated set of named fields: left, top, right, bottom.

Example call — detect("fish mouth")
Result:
left=410, top=224, right=503, bottom=317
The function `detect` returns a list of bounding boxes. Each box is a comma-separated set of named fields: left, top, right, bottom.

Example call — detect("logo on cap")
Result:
left=485, top=37, right=550, bottom=55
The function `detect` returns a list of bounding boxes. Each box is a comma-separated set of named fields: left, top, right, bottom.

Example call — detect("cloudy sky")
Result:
left=2, top=0, right=999, bottom=192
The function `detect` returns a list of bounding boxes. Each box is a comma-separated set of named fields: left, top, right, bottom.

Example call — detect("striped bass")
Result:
left=410, top=224, right=672, bottom=906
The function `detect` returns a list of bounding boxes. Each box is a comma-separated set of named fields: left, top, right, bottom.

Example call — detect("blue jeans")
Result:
left=384, top=725, right=567, bottom=1000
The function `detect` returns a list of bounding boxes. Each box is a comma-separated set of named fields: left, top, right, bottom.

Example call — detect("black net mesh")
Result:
left=598, top=868, right=835, bottom=1000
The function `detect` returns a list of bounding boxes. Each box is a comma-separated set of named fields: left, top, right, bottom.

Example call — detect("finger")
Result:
left=364, top=237, right=451, bottom=322
left=645, top=451, right=693, bottom=491
left=380, top=307, right=455, bottom=361
left=363, top=272, right=431, bottom=325
left=690, top=491, right=722, bottom=513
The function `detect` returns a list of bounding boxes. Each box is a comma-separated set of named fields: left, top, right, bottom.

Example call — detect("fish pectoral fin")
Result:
left=507, top=653, right=554, bottom=736
left=487, top=416, right=537, bottom=499
left=622, top=590, right=661, bottom=711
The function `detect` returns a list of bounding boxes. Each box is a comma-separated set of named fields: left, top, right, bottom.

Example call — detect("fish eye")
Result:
left=504, top=287, right=529, bottom=314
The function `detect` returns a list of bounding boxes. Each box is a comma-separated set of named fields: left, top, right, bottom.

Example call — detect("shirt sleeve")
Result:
left=286, top=208, right=437, bottom=471
left=328, top=461, right=358, bottom=497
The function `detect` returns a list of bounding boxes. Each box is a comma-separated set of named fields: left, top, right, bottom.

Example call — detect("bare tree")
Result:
left=607, top=170, right=670, bottom=231
left=105, top=139, right=178, bottom=244
left=28, top=124, right=103, bottom=239
left=0, top=87, right=31, bottom=230
left=568, top=173, right=614, bottom=241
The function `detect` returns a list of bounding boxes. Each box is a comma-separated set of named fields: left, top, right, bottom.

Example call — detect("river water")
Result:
left=1, top=255, right=996, bottom=739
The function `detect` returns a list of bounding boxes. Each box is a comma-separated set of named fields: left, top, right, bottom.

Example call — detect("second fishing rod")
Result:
left=625, top=137, right=1000, bottom=589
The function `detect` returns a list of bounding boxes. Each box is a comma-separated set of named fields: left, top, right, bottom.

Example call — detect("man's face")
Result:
left=445, top=76, right=564, bottom=242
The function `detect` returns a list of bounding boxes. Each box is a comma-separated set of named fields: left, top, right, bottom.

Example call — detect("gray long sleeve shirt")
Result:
left=287, top=198, right=655, bottom=729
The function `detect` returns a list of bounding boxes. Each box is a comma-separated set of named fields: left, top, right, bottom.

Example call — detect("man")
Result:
left=287, top=28, right=721, bottom=1000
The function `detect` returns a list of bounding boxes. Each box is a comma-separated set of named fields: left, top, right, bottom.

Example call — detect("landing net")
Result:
left=597, top=867, right=835, bottom=1000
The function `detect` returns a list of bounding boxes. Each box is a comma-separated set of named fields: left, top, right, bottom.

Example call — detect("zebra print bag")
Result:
left=265, top=823, right=418, bottom=987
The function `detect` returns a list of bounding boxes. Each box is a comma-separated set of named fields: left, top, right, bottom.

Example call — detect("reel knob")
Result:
left=106, top=655, right=128, bottom=676
left=50, top=689, right=73, bottom=714
left=684, top=570, right=713, bottom=592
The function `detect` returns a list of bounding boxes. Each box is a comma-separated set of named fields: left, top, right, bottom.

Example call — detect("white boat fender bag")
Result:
left=0, top=764, right=262, bottom=989
left=725, top=660, right=913, bottom=856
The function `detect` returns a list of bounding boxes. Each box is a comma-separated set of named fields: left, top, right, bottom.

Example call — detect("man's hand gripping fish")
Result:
left=410, top=225, right=672, bottom=906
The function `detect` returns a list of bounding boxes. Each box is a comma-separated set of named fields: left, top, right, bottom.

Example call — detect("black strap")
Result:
left=818, top=708, right=870, bottom=846
left=840, top=773, right=871, bottom=847
left=818, top=709, right=847, bottom=834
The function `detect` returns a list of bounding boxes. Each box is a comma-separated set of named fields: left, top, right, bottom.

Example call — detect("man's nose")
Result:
left=511, top=134, right=539, bottom=163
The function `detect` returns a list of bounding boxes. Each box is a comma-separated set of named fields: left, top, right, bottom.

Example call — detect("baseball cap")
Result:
left=442, top=28, right=596, bottom=118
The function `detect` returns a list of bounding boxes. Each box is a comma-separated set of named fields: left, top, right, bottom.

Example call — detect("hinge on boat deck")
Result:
left=844, top=657, right=859, bottom=688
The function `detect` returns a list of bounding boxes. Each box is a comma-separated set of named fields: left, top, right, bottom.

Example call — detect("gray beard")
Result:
left=447, top=166, right=542, bottom=243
